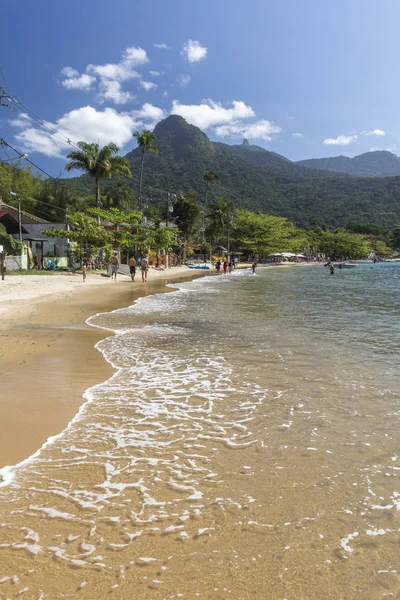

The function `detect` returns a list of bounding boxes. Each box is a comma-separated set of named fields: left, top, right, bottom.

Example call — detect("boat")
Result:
left=186, top=265, right=210, bottom=270
left=334, top=262, right=358, bottom=269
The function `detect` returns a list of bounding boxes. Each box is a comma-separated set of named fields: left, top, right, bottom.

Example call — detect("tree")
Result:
left=203, top=171, right=218, bottom=206
left=207, top=197, right=235, bottom=244
left=314, top=229, right=371, bottom=260
left=172, top=192, right=200, bottom=259
left=392, top=224, right=400, bottom=250
left=65, top=142, right=132, bottom=212
left=133, top=130, right=158, bottom=208
left=0, top=228, right=24, bottom=256
left=230, top=210, right=301, bottom=256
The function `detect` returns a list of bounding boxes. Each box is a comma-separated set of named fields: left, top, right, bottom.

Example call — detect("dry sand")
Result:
left=0, top=267, right=204, bottom=468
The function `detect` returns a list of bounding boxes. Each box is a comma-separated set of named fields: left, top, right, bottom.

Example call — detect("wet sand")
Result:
left=0, top=268, right=203, bottom=468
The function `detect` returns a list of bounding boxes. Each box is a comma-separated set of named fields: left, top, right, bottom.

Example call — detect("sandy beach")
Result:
left=0, top=267, right=205, bottom=468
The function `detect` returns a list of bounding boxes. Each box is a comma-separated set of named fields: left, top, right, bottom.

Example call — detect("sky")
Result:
left=1, top=0, right=399, bottom=175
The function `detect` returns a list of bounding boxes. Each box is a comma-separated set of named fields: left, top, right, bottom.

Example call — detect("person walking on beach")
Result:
left=223, top=260, right=228, bottom=274
left=129, top=256, right=137, bottom=281
left=140, top=257, right=148, bottom=282
left=82, top=261, right=87, bottom=283
left=110, top=253, right=119, bottom=280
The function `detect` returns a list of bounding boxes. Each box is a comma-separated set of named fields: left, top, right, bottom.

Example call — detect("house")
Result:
left=0, top=200, right=69, bottom=269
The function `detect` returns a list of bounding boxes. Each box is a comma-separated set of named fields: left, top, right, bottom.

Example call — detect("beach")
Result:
left=1, top=263, right=398, bottom=599
left=0, top=267, right=204, bottom=467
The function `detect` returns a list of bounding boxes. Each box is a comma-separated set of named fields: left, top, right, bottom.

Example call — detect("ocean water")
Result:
left=0, top=263, right=399, bottom=599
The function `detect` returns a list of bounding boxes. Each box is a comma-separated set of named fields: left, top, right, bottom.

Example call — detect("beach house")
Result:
left=0, top=200, right=68, bottom=269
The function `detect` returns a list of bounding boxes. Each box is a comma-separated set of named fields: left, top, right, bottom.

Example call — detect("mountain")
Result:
left=296, top=151, right=400, bottom=177
left=65, top=116, right=400, bottom=229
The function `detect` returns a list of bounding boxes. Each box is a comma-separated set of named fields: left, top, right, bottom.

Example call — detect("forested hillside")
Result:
left=65, top=116, right=400, bottom=229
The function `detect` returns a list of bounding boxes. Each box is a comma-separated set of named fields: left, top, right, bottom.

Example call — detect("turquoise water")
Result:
left=0, top=263, right=399, bottom=599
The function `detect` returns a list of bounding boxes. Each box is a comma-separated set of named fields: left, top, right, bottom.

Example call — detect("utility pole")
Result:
left=0, top=85, right=15, bottom=111
left=0, top=245, right=4, bottom=280
left=165, top=193, right=176, bottom=269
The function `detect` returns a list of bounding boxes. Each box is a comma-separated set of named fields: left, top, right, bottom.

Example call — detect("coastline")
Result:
left=0, top=267, right=205, bottom=469
left=0, top=261, right=311, bottom=470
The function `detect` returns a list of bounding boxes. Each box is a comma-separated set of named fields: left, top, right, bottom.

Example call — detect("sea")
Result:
left=0, top=263, right=399, bottom=599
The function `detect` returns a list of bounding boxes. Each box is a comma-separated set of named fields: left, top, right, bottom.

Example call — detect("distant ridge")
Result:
left=296, top=151, right=400, bottom=177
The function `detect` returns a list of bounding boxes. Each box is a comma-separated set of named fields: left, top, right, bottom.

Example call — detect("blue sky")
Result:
left=1, top=0, right=398, bottom=175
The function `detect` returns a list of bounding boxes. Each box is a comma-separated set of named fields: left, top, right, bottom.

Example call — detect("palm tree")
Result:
left=208, top=197, right=235, bottom=243
left=203, top=171, right=218, bottom=209
left=65, top=142, right=132, bottom=212
left=201, top=171, right=218, bottom=240
left=133, top=130, right=158, bottom=209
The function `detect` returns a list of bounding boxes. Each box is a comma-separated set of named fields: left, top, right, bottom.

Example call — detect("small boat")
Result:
left=334, top=262, right=358, bottom=269
left=186, top=264, right=210, bottom=270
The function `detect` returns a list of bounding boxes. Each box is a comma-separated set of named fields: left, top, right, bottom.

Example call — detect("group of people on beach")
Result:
left=81, top=253, right=149, bottom=283
left=215, top=257, right=258, bottom=274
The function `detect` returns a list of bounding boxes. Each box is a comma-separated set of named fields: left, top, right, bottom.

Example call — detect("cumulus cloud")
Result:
left=181, top=39, right=207, bottom=63
left=140, top=80, right=157, bottom=91
left=171, top=99, right=255, bottom=129
left=153, top=43, right=169, bottom=49
left=99, top=80, right=134, bottom=104
left=364, top=129, right=385, bottom=136
left=149, top=71, right=160, bottom=76
left=13, top=106, right=137, bottom=158
left=215, top=120, right=281, bottom=141
left=60, top=46, right=149, bottom=104
left=292, top=132, right=303, bottom=138
left=61, top=73, right=96, bottom=91
left=60, top=66, right=79, bottom=78
left=132, top=103, right=166, bottom=127
left=178, top=74, right=191, bottom=88
left=323, top=134, right=358, bottom=145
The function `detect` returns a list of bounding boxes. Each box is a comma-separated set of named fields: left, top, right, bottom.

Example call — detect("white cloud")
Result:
left=61, top=46, right=148, bottom=105
left=140, top=80, right=157, bottom=91
left=365, top=129, right=385, bottom=136
left=181, top=39, right=207, bottom=63
left=132, top=103, right=166, bottom=127
left=215, top=120, right=281, bottom=141
left=61, top=73, right=96, bottom=91
left=323, top=134, right=358, bottom=145
left=99, top=80, right=134, bottom=104
left=149, top=71, right=160, bottom=76
left=178, top=74, right=191, bottom=88
left=123, top=46, right=149, bottom=66
left=292, top=132, right=303, bottom=138
left=60, top=66, right=79, bottom=78
left=13, top=106, right=137, bottom=158
left=162, top=91, right=168, bottom=97
left=153, top=43, right=169, bottom=49
left=171, top=99, right=255, bottom=129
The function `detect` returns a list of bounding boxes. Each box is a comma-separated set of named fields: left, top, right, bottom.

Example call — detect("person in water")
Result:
left=330, top=263, right=335, bottom=275
left=129, top=256, right=137, bottom=281
left=223, top=260, right=228, bottom=274
left=216, top=259, right=221, bottom=273
left=251, top=260, right=257, bottom=274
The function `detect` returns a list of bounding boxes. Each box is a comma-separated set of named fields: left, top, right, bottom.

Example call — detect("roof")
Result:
left=0, top=202, right=49, bottom=225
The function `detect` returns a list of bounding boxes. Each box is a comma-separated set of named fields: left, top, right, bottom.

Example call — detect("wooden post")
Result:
left=0, top=248, right=5, bottom=281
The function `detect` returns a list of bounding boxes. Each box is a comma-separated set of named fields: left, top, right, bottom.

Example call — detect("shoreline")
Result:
left=0, top=267, right=205, bottom=470
left=0, top=261, right=312, bottom=471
